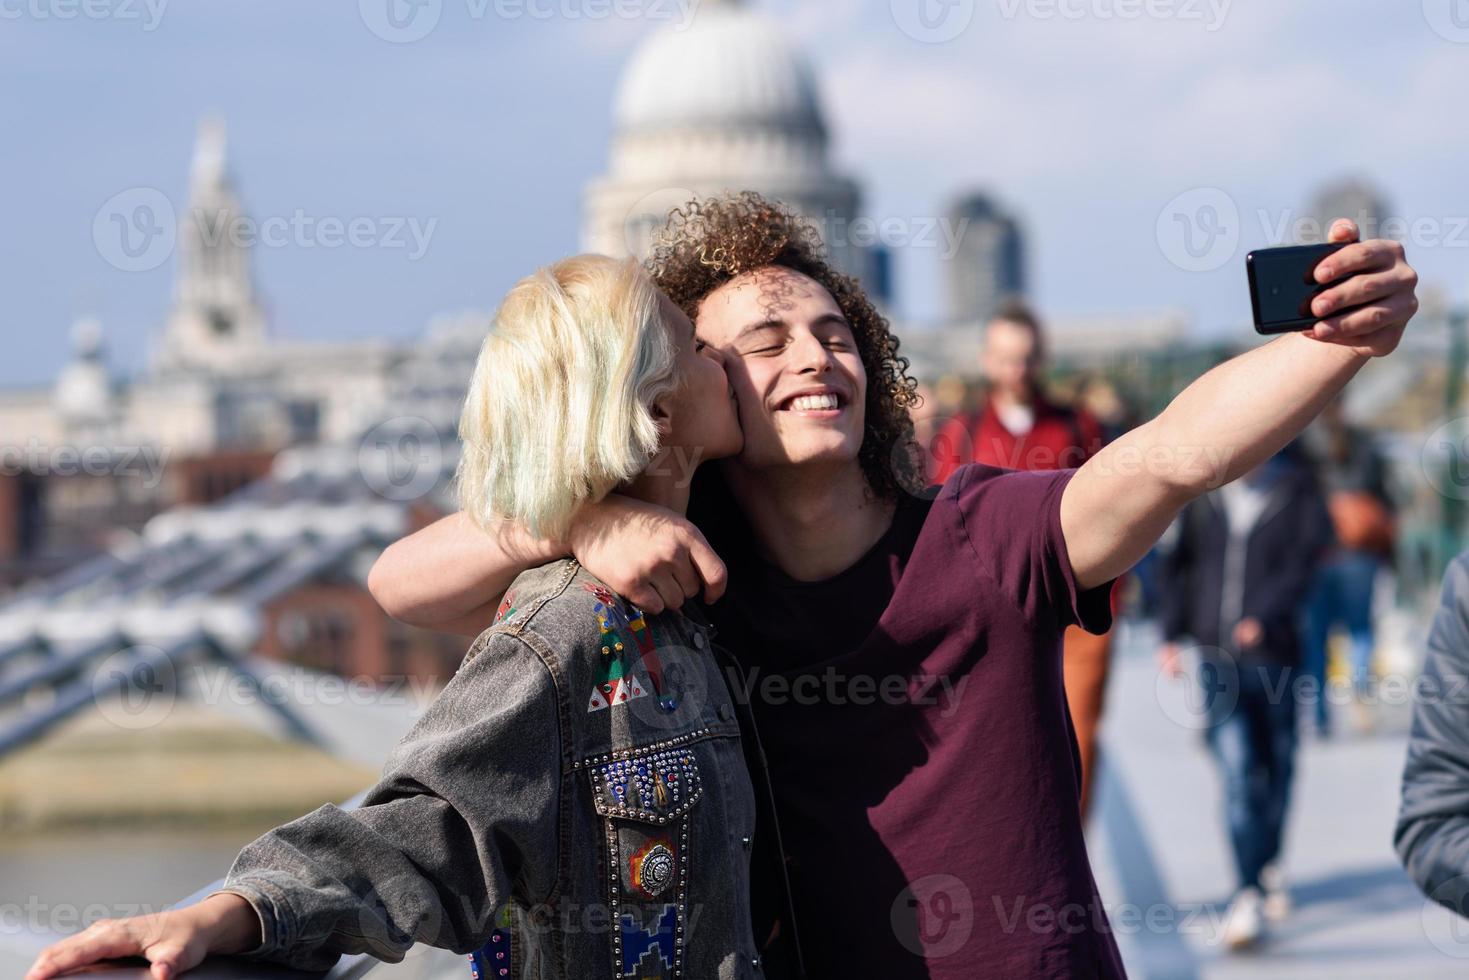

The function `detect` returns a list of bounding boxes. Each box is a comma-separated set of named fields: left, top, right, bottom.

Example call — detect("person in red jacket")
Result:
left=929, top=300, right=1123, bottom=819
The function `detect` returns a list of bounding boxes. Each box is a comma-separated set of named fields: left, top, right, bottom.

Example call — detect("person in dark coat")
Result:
left=1156, top=442, right=1336, bottom=948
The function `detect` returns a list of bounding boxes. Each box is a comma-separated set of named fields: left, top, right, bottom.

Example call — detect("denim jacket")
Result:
left=209, top=559, right=782, bottom=979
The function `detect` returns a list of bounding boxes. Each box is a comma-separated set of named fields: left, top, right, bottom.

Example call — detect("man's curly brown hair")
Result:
left=645, top=191, right=924, bottom=501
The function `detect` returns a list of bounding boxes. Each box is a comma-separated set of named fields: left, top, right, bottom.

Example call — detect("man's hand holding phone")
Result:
left=1249, top=218, right=1419, bottom=357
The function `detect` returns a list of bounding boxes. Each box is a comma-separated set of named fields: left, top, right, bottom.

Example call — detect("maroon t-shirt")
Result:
left=706, top=463, right=1126, bottom=979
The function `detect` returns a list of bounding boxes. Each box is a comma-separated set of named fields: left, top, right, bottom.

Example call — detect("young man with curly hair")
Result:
left=370, top=192, right=1419, bottom=977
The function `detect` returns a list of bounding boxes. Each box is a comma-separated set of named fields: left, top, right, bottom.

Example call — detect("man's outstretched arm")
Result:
left=369, top=497, right=728, bottom=636
left=1062, top=220, right=1418, bottom=592
left=367, top=510, right=565, bottom=637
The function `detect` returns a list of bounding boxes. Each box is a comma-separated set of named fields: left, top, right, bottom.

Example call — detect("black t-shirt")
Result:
left=697, top=464, right=1124, bottom=978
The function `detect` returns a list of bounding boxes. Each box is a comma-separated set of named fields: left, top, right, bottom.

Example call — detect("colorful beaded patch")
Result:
left=582, top=581, right=678, bottom=713
left=466, top=903, right=513, bottom=978
left=493, top=591, right=517, bottom=625
left=589, top=747, right=701, bottom=824
left=619, top=903, right=678, bottom=977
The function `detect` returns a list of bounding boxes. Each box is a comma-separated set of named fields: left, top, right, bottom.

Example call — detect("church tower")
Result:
left=582, top=0, right=873, bottom=287
left=153, top=116, right=267, bottom=374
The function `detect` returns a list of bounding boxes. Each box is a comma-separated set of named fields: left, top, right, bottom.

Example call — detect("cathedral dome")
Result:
left=613, top=0, right=825, bottom=138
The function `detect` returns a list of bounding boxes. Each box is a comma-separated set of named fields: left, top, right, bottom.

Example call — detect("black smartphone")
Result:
left=1246, top=242, right=1348, bottom=335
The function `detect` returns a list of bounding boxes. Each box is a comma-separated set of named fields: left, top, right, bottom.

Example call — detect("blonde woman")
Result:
left=26, top=255, right=775, bottom=980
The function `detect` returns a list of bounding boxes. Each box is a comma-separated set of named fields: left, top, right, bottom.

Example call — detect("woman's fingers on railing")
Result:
left=25, top=912, right=209, bottom=980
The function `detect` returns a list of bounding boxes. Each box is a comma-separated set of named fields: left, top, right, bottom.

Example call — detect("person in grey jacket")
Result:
left=1396, top=552, right=1469, bottom=917
left=24, top=255, right=766, bottom=980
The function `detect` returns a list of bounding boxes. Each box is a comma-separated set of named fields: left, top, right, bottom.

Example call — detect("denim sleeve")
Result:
left=204, top=629, right=562, bottom=972
left=1396, top=554, right=1469, bottom=915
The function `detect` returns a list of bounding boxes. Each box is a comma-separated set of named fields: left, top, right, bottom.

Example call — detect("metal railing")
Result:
left=4, top=791, right=466, bottom=980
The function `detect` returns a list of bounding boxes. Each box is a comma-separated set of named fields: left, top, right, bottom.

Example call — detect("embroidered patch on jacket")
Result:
left=493, top=591, right=517, bottom=625
left=584, top=581, right=656, bottom=712
left=582, top=581, right=679, bottom=713
left=619, top=903, right=678, bottom=977
left=467, top=903, right=513, bottom=978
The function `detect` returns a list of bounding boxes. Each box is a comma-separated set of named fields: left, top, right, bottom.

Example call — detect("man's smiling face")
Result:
left=693, top=265, right=867, bottom=473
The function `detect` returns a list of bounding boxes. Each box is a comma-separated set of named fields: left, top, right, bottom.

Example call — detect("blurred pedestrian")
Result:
left=929, top=300, right=1122, bottom=819
left=1156, top=445, right=1335, bottom=949
left=1299, top=392, right=1397, bottom=735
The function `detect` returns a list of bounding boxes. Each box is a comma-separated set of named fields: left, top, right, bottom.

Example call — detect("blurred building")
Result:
left=581, top=0, right=878, bottom=291
left=0, top=323, right=487, bottom=760
left=1311, top=178, right=1390, bottom=242
left=944, top=191, right=1026, bottom=325
left=0, top=118, right=417, bottom=588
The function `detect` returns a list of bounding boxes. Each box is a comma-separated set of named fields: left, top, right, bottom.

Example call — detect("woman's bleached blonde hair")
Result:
left=455, top=254, right=679, bottom=539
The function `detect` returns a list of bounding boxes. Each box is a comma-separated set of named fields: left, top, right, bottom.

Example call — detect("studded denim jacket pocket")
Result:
left=584, top=738, right=709, bottom=979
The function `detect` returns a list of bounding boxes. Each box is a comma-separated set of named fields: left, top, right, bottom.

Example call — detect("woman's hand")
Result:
left=25, top=892, right=261, bottom=980
left=567, top=494, right=727, bottom=614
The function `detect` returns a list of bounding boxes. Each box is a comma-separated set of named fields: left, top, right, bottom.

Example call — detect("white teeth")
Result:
left=787, top=393, right=839, bottom=412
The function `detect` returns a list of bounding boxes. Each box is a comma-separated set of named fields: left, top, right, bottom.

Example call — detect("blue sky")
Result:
left=2, top=0, right=1465, bottom=387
